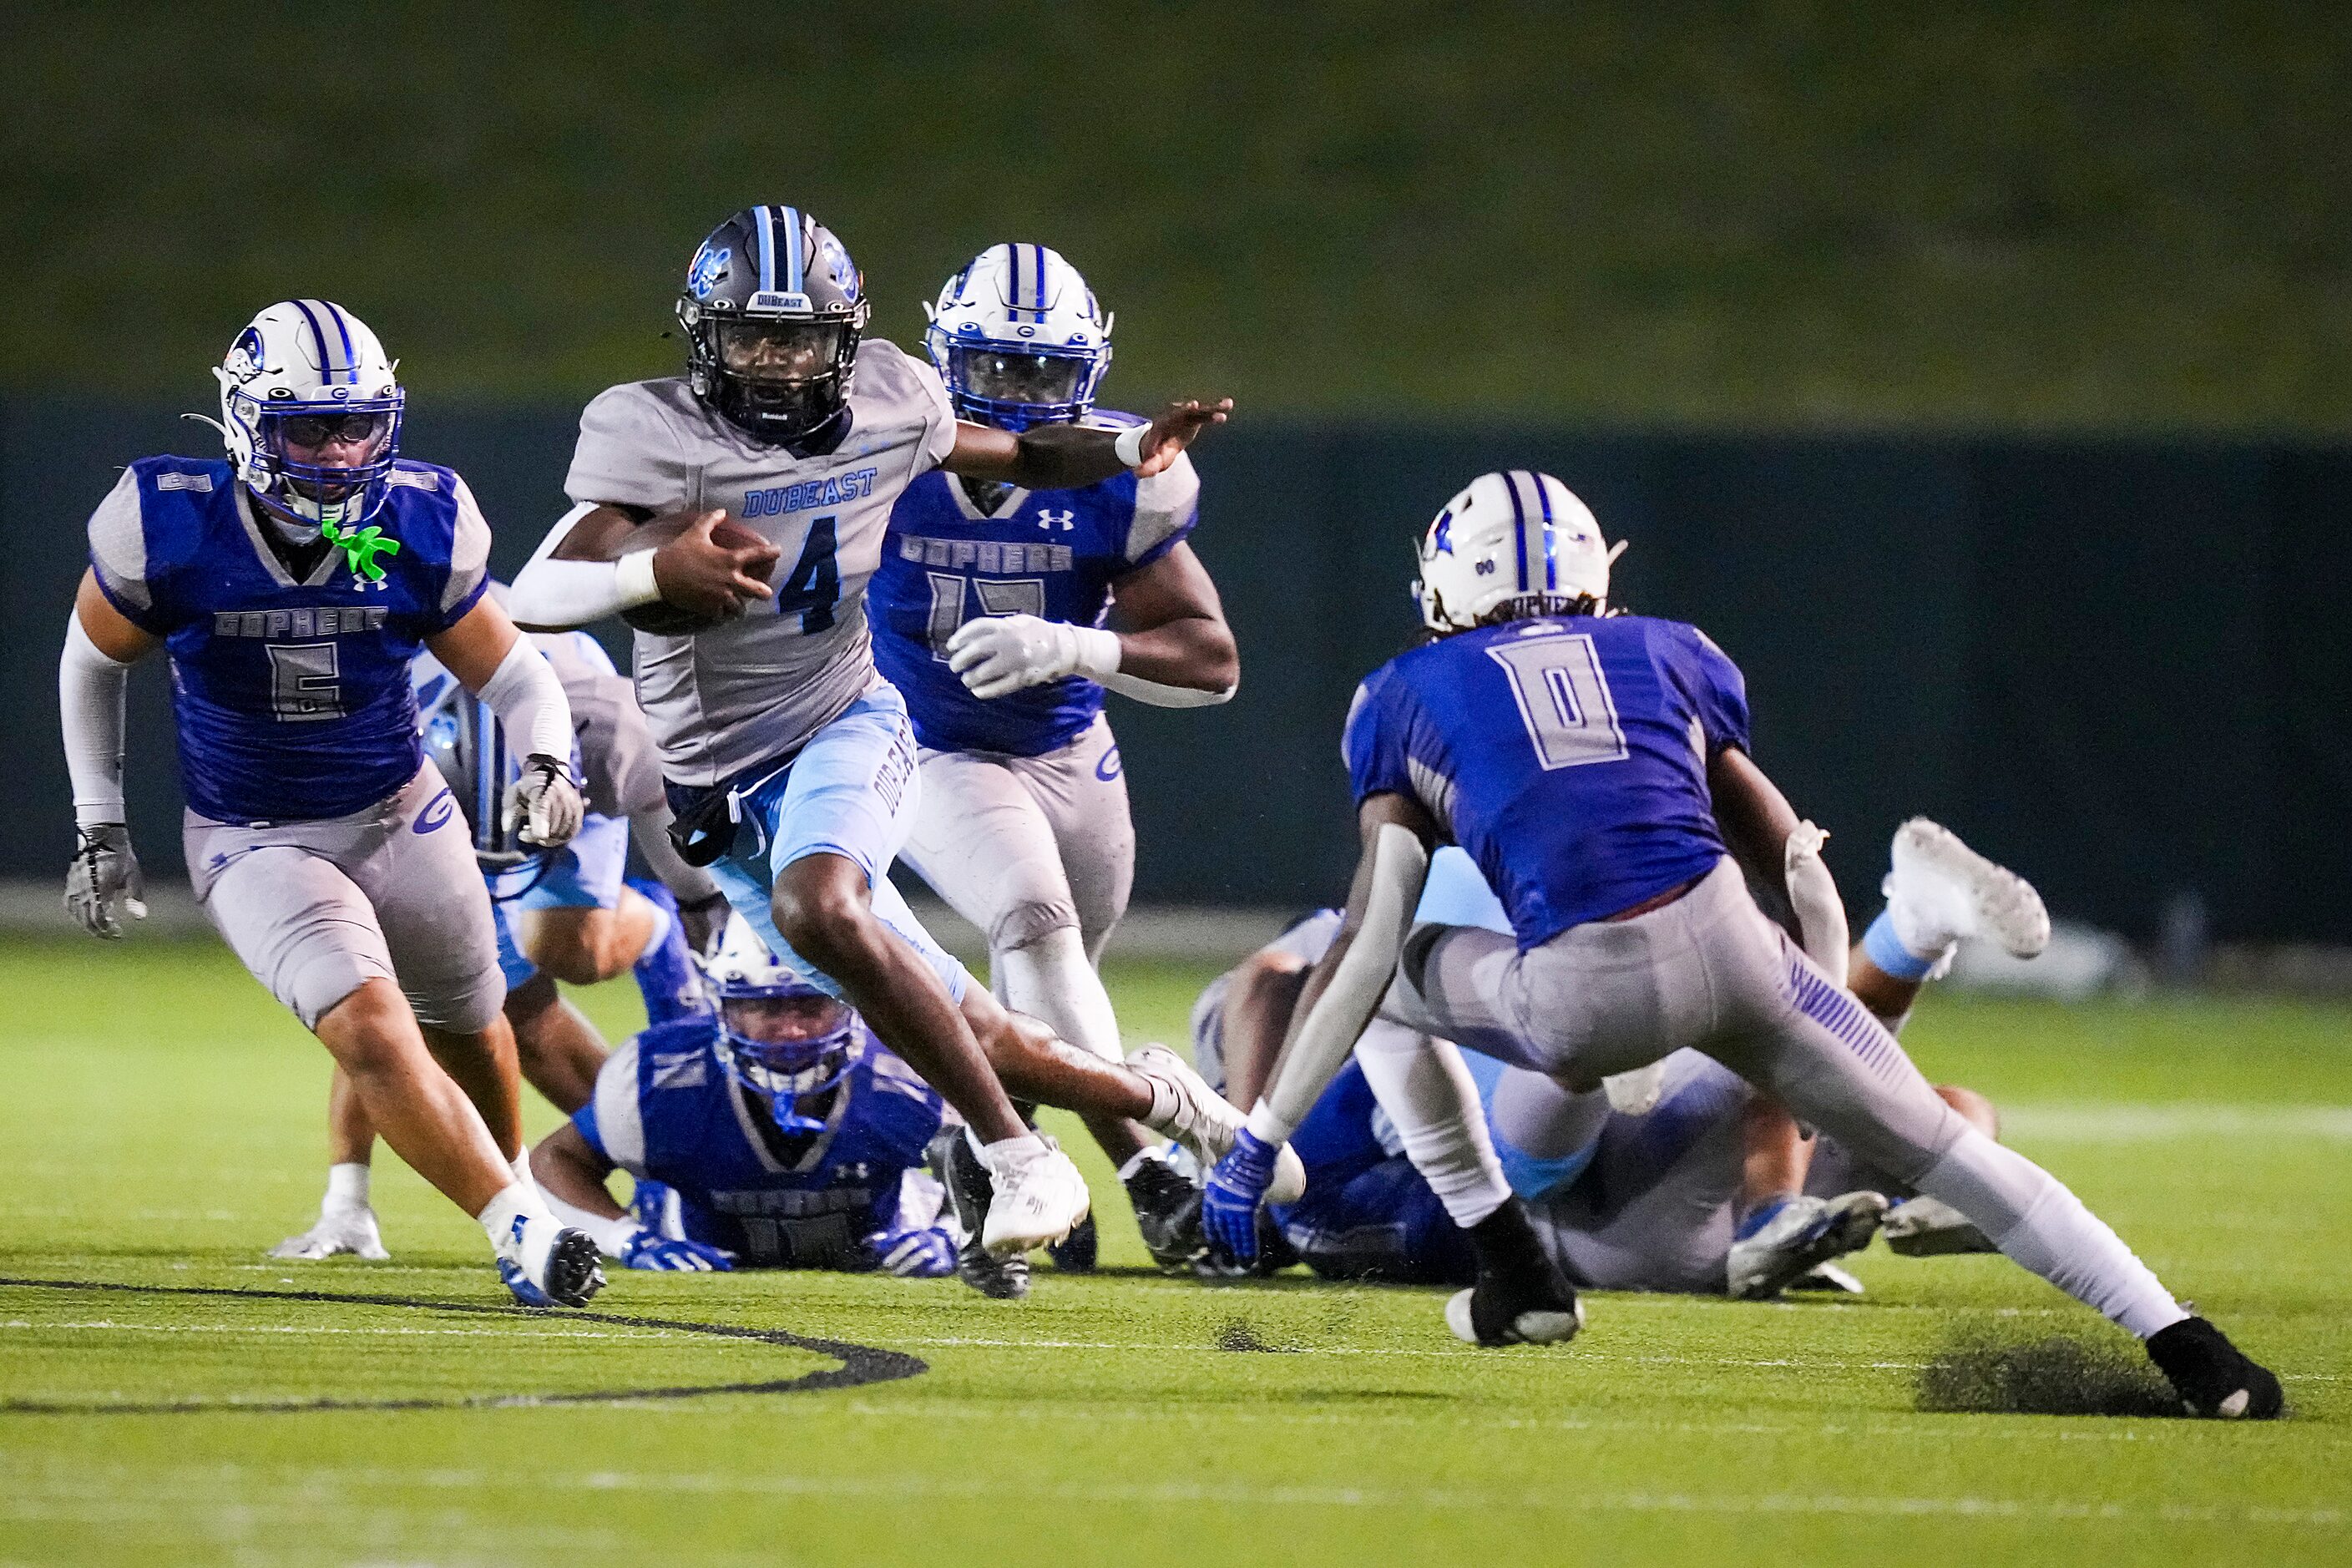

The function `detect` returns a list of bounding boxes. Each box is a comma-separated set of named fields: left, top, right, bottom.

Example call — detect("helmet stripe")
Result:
left=1030, top=243, right=1047, bottom=314
left=1503, top=470, right=1530, bottom=592
left=1006, top=241, right=1023, bottom=318
left=321, top=301, right=358, bottom=382
left=754, top=205, right=776, bottom=294
left=781, top=206, right=805, bottom=292
left=291, top=299, right=341, bottom=384
left=1533, top=473, right=1558, bottom=589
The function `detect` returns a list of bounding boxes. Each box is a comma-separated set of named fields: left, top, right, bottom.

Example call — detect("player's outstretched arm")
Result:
left=528, top=1122, right=733, bottom=1272
left=1202, top=793, right=1433, bottom=1260
left=59, top=573, right=159, bottom=938
left=425, top=596, right=583, bottom=848
left=944, top=541, right=1241, bottom=706
left=945, top=397, right=1233, bottom=488
left=1708, top=746, right=1847, bottom=981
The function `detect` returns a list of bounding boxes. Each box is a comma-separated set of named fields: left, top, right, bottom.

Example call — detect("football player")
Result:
left=529, top=941, right=959, bottom=1277
left=870, top=244, right=1238, bottom=1290
left=60, top=302, right=604, bottom=1308
left=271, top=623, right=725, bottom=1260
left=1202, top=470, right=2280, bottom=1419
left=508, top=206, right=1297, bottom=1266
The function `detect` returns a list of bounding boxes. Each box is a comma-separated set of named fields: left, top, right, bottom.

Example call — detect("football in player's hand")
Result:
left=618, top=508, right=778, bottom=635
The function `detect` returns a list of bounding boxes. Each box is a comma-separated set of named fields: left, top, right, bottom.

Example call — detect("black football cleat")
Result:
left=956, top=1235, right=1032, bottom=1299
left=2146, top=1317, right=2284, bottom=1419
left=1125, top=1156, right=1206, bottom=1271
left=1047, top=1212, right=1099, bottom=1272
left=1445, top=1198, right=1584, bottom=1347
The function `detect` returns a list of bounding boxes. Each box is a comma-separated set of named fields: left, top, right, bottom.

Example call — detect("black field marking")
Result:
left=0, top=1276, right=925, bottom=1415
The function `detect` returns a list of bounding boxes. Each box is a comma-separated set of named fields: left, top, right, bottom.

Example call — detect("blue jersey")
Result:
left=574, top=1015, right=947, bottom=1270
left=1344, top=615, right=1750, bottom=945
left=868, top=419, right=1199, bottom=755
left=85, top=457, right=491, bottom=823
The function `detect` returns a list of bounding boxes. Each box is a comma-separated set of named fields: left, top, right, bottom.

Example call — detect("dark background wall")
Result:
left=6, top=402, right=2345, bottom=943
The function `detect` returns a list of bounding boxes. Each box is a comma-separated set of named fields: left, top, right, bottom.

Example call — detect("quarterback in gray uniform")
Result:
left=508, top=204, right=1296, bottom=1259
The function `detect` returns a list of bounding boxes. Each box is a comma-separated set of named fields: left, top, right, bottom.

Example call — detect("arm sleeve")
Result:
left=59, top=614, right=134, bottom=826
left=1342, top=675, right=1413, bottom=805
left=1681, top=625, right=1752, bottom=754
left=1120, top=449, right=1201, bottom=570
left=507, top=503, right=663, bottom=630
left=564, top=385, right=698, bottom=511
left=579, top=1040, right=645, bottom=1174
left=437, top=476, right=494, bottom=626
left=473, top=634, right=575, bottom=763
left=86, top=468, right=170, bottom=634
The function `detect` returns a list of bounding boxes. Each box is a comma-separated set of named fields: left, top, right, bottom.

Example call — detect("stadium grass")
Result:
left=1, top=933, right=2346, bottom=1566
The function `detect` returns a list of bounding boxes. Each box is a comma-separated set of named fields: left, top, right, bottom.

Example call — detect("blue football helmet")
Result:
left=923, top=244, right=1114, bottom=431
left=211, top=300, right=405, bottom=532
left=706, top=945, right=861, bottom=1136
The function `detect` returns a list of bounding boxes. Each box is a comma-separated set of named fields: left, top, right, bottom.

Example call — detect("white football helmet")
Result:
left=1413, top=470, right=1626, bottom=634
left=923, top=244, right=1113, bottom=430
left=210, top=300, right=404, bottom=530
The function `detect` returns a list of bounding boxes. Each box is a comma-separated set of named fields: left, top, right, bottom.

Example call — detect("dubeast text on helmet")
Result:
left=1413, top=470, right=1626, bottom=634
left=923, top=243, right=1113, bottom=431
left=705, top=941, right=861, bottom=1136
left=677, top=205, right=869, bottom=447
left=211, top=300, right=404, bottom=531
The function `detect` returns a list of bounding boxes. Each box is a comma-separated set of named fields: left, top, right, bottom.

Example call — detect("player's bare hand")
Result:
left=1136, top=398, right=1232, bottom=478
left=64, top=822, right=145, bottom=939
left=651, top=511, right=780, bottom=620
left=507, top=755, right=584, bottom=849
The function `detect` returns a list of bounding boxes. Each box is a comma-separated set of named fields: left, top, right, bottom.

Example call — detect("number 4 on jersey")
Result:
left=775, top=517, right=840, bottom=633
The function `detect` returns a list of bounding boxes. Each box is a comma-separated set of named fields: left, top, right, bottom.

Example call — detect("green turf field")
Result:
left=2, top=932, right=2346, bottom=1566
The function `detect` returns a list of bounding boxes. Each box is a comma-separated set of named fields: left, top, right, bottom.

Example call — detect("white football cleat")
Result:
left=1126, top=1044, right=1307, bottom=1204
left=492, top=1211, right=604, bottom=1308
left=1882, top=1194, right=1996, bottom=1256
left=1726, top=1191, right=1889, bottom=1300
left=269, top=1204, right=390, bottom=1262
left=978, top=1136, right=1092, bottom=1258
left=1885, top=818, right=2051, bottom=962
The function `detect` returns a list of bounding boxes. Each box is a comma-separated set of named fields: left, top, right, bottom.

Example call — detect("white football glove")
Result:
left=65, top=823, right=145, bottom=939
left=945, top=615, right=1117, bottom=701
left=505, top=754, right=584, bottom=849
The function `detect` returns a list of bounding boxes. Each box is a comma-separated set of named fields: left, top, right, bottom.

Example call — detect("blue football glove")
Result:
left=1202, top=1127, right=1280, bottom=1263
left=620, top=1229, right=735, bottom=1272
left=867, top=1224, right=957, bottom=1278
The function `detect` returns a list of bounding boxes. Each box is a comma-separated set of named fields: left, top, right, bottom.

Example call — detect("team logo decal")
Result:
left=1036, top=508, right=1075, bottom=533
left=415, top=791, right=457, bottom=834
left=224, top=326, right=267, bottom=384
left=690, top=243, right=731, bottom=300
left=1095, top=745, right=1122, bottom=781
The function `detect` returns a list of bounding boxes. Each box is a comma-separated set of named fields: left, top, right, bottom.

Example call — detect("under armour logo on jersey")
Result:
left=1036, top=508, right=1075, bottom=532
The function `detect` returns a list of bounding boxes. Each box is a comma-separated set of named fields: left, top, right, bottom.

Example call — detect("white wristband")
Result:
left=1113, top=422, right=1150, bottom=469
left=615, top=549, right=661, bottom=609
left=1068, top=625, right=1122, bottom=681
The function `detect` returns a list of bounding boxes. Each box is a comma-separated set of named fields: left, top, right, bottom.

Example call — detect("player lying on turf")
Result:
left=528, top=938, right=960, bottom=1277
left=274, top=622, right=726, bottom=1260
left=1201, top=469, right=2280, bottom=1419
left=875, top=243, right=1241, bottom=1295
left=1186, top=832, right=2016, bottom=1296
left=508, top=205, right=1296, bottom=1261
left=60, top=302, right=605, bottom=1308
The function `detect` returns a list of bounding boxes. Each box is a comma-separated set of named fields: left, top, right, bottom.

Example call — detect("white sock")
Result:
left=996, top=926, right=1124, bottom=1064
left=1916, top=1128, right=2188, bottom=1338
left=979, top=1131, right=1050, bottom=1175
left=324, top=1162, right=371, bottom=1210
left=1353, top=1022, right=1510, bottom=1228
left=477, top=1180, right=555, bottom=1256
left=509, top=1150, right=538, bottom=1192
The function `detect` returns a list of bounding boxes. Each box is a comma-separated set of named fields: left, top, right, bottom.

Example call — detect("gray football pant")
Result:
left=1383, top=857, right=2185, bottom=1337
left=185, top=763, right=504, bottom=1034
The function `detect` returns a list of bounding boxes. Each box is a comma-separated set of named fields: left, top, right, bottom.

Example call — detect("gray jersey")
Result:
left=564, top=340, right=959, bottom=786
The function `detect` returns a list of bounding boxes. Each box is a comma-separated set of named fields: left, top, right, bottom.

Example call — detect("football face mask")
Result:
left=717, top=987, right=857, bottom=1136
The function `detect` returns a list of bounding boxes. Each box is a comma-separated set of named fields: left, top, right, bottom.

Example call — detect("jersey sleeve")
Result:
left=1121, top=449, right=1200, bottom=572
left=1677, top=625, right=1752, bottom=755
left=564, top=384, right=697, bottom=512
left=85, top=468, right=168, bottom=633
left=436, top=474, right=494, bottom=629
left=907, top=353, right=960, bottom=474
left=1342, top=671, right=1415, bottom=805
left=576, top=1039, right=646, bottom=1175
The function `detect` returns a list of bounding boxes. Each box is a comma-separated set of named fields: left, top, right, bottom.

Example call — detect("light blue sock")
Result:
left=1862, top=908, right=1941, bottom=982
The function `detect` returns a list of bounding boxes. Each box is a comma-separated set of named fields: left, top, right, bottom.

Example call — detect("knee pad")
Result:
left=991, top=898, right=1080, bottom=954
left=286, top=952, right=384, bottom=1033
left=407, top=969, right=507, bottom=1036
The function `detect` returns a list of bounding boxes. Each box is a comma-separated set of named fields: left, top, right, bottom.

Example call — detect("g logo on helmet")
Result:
left=224, top=326, right=266, bottom=384
left=689, top=244, right=731, bottom=301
